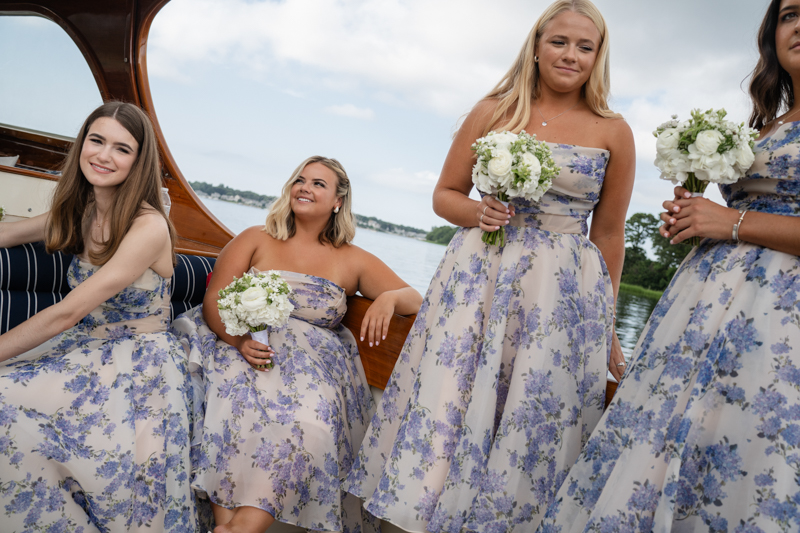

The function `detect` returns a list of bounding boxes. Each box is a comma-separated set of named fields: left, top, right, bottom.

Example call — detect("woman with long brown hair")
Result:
left=345, top=0, right=635, bottom=530
left=538, top=0, right=800, bottom=529
left=170, top=155, right=421, bottom=533
left=0, top=102, right=196, bottom=531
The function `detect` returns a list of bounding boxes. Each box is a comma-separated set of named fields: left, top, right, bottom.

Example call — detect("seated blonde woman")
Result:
left=170, top=155, right=422, bottom=533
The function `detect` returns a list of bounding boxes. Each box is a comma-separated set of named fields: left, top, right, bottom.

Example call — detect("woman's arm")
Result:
left=661, top=187, right=800, bottom=255
left=0, top=213, right=48, bottom=248
left=352, top=248, right=422, bottom=347
left=0, top=212, right=170, bottom=362
left=201, top=226, right=273, bottom=370
left=433, top=99, right=516, bottom=231
left=588, top=119, right=636, bottom=382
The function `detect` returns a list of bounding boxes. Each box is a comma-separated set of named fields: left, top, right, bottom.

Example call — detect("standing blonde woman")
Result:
left=170, top=156, right=421, bottom=533
left=345, top=1, right=634, bottom=531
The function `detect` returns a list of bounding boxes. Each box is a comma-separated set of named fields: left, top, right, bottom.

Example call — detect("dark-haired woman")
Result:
left=0, top=102, right=196, bottom=531
left=538, top=0, right=800, bottom=530
left=170, top=156, right=421, bottom=533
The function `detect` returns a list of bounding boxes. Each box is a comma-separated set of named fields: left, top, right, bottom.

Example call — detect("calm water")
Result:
left=202, top=197, right=659, bottom=357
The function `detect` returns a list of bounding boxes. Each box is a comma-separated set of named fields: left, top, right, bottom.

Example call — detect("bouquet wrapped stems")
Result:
left=682, top=172, right=708, bottom=247
left=482, top=192, right=509, bottom=247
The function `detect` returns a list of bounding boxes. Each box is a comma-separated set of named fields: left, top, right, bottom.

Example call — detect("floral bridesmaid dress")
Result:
left=346, top=144, right=616, bottom=532
left=171, top=270, right=377, bottom=532
left=0, top=259, right=197, bottom=532
left=538, top=123, right=800, bottom=532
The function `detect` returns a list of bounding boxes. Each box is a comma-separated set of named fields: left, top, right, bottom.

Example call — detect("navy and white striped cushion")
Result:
left=0, top=243, right=216, bottom=334
left=171, top=253, right=216, bottom=321
left=0, top=242, right=72, bottom=334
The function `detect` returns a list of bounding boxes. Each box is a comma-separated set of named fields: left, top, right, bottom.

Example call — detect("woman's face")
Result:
left=290, top=162, right=342, bottom=218
left=79, top=117, right=139, bottom=192
left=776, top=0, right=800, bottom=77
left=535, top=10, right=601, bottom=95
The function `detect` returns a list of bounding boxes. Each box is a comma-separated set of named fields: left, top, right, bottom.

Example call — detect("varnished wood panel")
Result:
left=341, top=295, right=416, bottom=390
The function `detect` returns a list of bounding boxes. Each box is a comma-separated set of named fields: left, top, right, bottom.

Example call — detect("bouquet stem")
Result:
left=683, top=172, right=708, bottom=247
left=250, top=329, right=274, bottom=370
left=482, top=192, right=508, bottom=247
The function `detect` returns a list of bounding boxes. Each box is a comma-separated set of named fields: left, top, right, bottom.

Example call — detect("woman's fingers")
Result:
left=241, top=339, right=273, bottom=371
left=477, top=197, right=515, bottom=229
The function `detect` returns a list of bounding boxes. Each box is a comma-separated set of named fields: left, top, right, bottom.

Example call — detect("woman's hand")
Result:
left=608, top=330, right=627, bottom=382
left=360, top=292, right=397, bottom=347
left=477, top=196, right=515, bottom=232
left=660, top=186, right=739, bottom=244
left=236, top=337, right=275, bottom=372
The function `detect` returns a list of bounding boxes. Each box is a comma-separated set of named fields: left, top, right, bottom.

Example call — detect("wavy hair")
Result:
left=749, top=0, right=793, bottom=130
left=45, top=102, right=176, bottom=265
left=264, top=156, right=355, bottom=247
left=482, top=0, right=620, bottom=135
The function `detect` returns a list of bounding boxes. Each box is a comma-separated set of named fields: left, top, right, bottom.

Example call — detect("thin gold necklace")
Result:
left=778, top=107, right=800, bottom=126
left=536, top=102, right=579, bottom=126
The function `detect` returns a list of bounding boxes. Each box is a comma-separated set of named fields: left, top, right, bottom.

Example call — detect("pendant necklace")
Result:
left=536, top=102, right=579, bottom=126
left=778, top=107, right=800, bottom=126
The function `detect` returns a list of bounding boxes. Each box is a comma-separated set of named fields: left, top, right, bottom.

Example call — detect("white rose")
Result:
left=692, top=130, right=724, bottom=155
left=473, top=166, right=495, bottom=194
left=487, top=149, right=513, bottom=179
left=734, top=143, right=755, bottom=170
left=520, top=152, right=542, bottom=178
left=490, top=131, right=517, bottom=149
left=240, top=286, right=268, bottom=313
left=656, top=128, right=681, bottom=154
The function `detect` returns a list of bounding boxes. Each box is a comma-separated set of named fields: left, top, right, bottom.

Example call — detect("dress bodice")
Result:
left=721, top=122, right=800, bottom=215
left=487, top=143, right=610, bottom=235
left=69, top=257, right=171, bottom=337
left=248, top=268, right=347, bottom=329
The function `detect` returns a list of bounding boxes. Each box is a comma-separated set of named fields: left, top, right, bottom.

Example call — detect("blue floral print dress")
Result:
left=0, top=258, right=197, bottom=532
left=345, top=144, right=615, bottom=532
left=170, top=270, right=377, bottom=532
left=537, top=123, right=800, bottom=532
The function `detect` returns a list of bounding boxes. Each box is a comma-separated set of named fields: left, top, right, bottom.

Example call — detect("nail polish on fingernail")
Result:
left=684, top=192, right=691, bottom=198
left=382, top=335, right=386, bottom=340
left=670, top=239, right=675, bottom=244
left=669, top=218, right=675, bottom=225
left=376, top=341, right=380, bottom=346
left=360, top=337, right=364, bottom=341
left=369, top=342, right=373, bottom=347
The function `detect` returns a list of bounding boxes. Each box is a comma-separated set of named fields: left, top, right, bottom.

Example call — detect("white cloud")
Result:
left=325, top=104, right=375, bottom=120
left=367, top=168, right=439, bottom=194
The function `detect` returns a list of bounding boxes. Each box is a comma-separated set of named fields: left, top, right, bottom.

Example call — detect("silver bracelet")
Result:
left=732, top=209, right=747, bottom=242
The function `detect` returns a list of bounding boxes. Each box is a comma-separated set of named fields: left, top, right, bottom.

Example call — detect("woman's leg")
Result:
left=213, top=505, right=275, bottom=533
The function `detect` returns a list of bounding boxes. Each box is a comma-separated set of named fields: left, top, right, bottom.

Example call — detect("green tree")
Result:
left=426, top=225, right=458, bottom=245
left=650, top=227, right=693, bottom=269
left=625, top=212, right=659, bottom=252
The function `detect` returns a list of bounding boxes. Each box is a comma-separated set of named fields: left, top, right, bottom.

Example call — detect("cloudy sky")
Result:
left=0, top=0, right=770, bottom=231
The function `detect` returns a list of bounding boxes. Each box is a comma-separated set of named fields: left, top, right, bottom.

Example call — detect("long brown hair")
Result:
left=749, top=0, right=793, bottom=131
left=264, top=156, right=356, bottom=248
left=483, top=0, right=620, bottom=136
left=45, top=102, right=176, bottom=265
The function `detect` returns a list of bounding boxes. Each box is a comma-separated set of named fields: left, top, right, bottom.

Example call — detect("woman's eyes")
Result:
left=783, top=12, right=798, bottom=22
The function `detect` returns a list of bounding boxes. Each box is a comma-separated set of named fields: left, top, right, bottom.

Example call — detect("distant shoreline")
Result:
left=191, top=183, right=429, bottom=241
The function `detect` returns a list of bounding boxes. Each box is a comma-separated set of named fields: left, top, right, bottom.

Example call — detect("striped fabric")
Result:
left=0, top=242, right=216, bottom=334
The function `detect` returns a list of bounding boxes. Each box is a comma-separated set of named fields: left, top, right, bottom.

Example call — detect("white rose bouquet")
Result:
left=471, top=130, right=560, bottom=246
left=217, top=270, right=294, bottom=369
left=654, top=109, right=757, bottom=245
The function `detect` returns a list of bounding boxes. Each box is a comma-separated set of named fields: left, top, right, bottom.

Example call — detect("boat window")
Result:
left=0, top=15, right=102, bottom=137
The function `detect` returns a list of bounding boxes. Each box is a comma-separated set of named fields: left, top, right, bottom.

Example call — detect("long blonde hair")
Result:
left=483, top=0, right=620, bottom=135
left=264, top=156, right=355, bottom=248
left=45, top=102, right=176, bottom=266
